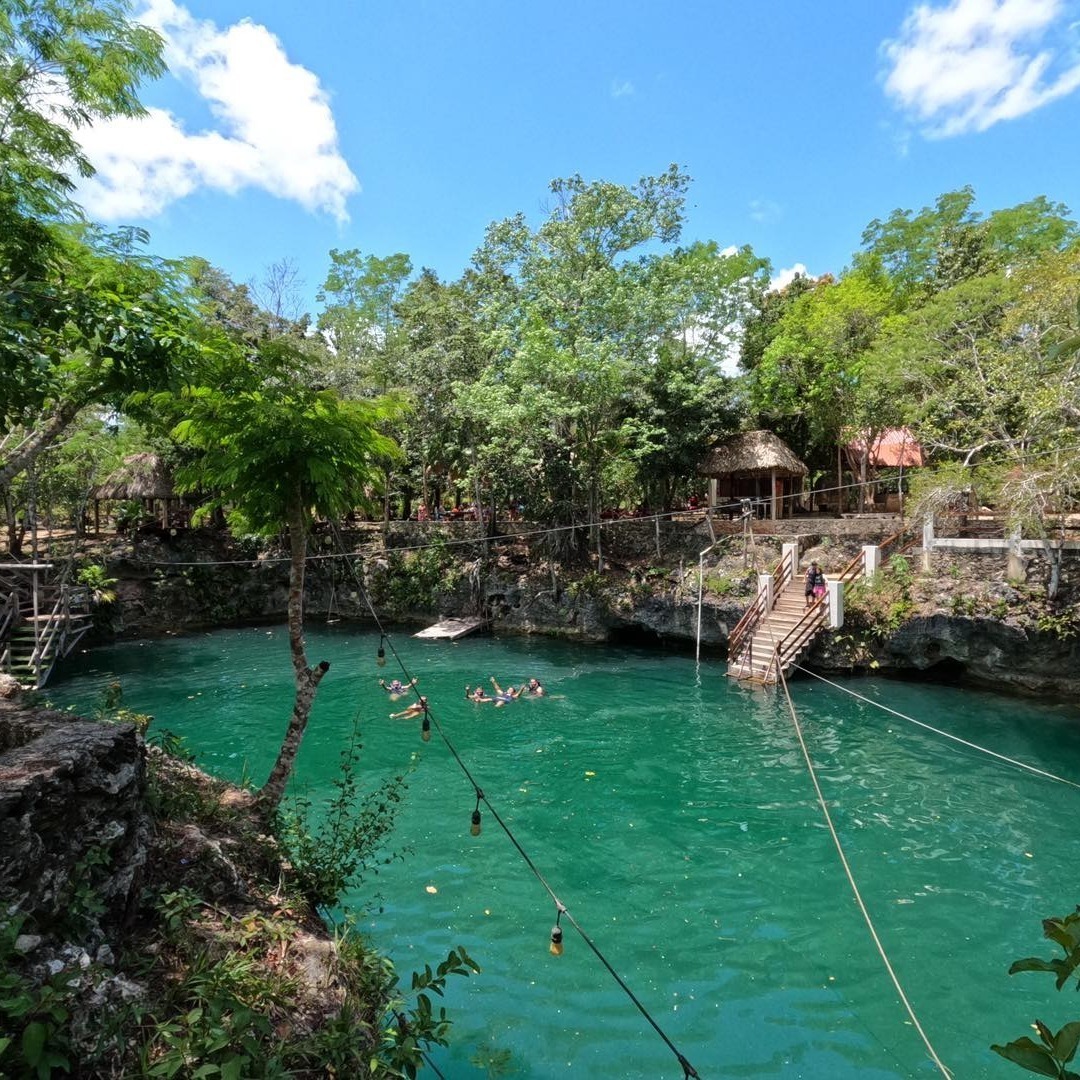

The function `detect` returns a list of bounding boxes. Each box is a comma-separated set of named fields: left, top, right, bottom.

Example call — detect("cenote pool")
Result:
left=47, top=626, right=1080, bottom=1079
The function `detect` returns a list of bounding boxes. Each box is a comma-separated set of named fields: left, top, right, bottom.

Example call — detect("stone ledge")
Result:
left=0, top=701, right=148, bottom=936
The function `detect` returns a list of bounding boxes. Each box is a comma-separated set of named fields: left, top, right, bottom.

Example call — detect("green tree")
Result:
left=170, top=353, right=402, bottom=812
left=0, top=0, right=167, bottom=438
left=317, top=247, right=414, bottom=395
left=394, top=268, right=488, bottom=514
left=858, top=187, right=1077, bottom=306
left=747, top=268, right=895, bottom=495
left=461, top=166, right=763, bottom=547
left=1, top=225, right=212, bottom=491
left=0, top=0, right=164, bottom=217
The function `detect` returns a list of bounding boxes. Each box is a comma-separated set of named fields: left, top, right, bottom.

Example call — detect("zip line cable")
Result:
left=791, top=663, right=1080, bottom=791
left=754, top=593, right=947, bottom=1074
left=328, top=527, right=701, bottom=1079
left=774, top=663, right=953, bottom=1079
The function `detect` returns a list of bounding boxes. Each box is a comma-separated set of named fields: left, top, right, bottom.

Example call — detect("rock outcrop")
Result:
left=0, top=698, right=148, bottom=938
left=879, top=614, right=1080, bottom=698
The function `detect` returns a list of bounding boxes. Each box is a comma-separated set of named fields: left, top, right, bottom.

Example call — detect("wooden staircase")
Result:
left=0, top=564, right=94, bottom=689
left=725, top=529, right=916, bottom=686
left=727, top=578, right=828, bottom=684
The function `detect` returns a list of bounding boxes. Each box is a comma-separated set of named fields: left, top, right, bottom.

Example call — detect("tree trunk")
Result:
left=2, top=486, right=24, bottom=557
left=836, top=441, right=843, bottom=515
left=0, top=400, right=83, bottom=490
left=256, top=489, right=330, bottom=814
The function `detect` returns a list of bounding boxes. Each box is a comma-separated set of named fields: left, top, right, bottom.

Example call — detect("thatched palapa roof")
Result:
left=698, top=430, right=808, bottom=478
left=94, top=453, right=176, bottom=500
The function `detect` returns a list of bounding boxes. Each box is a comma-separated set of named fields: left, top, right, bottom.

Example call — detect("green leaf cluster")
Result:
left=994, top=909, right=1080, bottom=1078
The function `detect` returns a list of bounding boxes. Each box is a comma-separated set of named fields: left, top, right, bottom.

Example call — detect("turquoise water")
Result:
left=48, top=626, right=1080, bottom=1079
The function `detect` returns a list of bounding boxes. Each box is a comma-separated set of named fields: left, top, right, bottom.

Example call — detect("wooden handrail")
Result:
left=836, top=549, right=866, bottom=588
left=727, top=550, right=793, bottom=662
left=29, top=590, right=66, bottom=668
left=766, top=597, right=828, bottom=682
left=728, top=588, right=768, bottom=661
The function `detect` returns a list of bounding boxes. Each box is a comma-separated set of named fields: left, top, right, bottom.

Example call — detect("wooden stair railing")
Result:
left=0, top=590, right=18, bottom=673
left=727, top=549, right=797, bottom=676
left=748, top=530, right=923, bottom=685
left=0, top=568, right=93, bottom=687
left=727, top=554, right=790, bottom=659
left=763, top=594, right=828, bottom=684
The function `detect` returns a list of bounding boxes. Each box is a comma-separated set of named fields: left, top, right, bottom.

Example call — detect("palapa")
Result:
left=94, top=453, right=176, bottom=501
left=698, top=430, right=808, bottom=479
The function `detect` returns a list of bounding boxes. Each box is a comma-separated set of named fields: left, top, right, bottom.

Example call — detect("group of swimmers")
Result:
left=465, top=676, right=545, bottom=706
left=381, top=674, right=545, bottom=718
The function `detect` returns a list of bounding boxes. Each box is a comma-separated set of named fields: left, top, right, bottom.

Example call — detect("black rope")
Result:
left=329, top=524, right=700, bottom=1079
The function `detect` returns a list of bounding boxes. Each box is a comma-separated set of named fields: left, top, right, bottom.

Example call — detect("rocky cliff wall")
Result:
left=0, top=692, right=148, bottom=937
left=71, top=525, right=1080, bottom=701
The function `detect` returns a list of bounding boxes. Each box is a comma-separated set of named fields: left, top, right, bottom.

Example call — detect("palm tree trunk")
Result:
left=256, top=490, right=330, bottom=814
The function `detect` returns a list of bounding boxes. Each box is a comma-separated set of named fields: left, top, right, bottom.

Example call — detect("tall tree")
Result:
left=170, top=349, right=402, bottom=812
left=0, top=225, right=210, bottom=489
left=395, top=268, right=488, bottom=512
left=747, top=268, right=895, bottom=489
left=857, top=188, right=1077, bottom=306
left=0, top=0, right=177, bottom=491
left=316, top=247, right=413, bottom=395
left=461, top=166, right=707, bottom=543
left=0, top=0, right=164, bottom=218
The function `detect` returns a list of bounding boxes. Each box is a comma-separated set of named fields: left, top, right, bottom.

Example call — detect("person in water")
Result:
left=390, top=696, right=427, bottom=720
left=489, top=677, right=521, bottom=705
left=380, top=677, right=418, bottom=699
left=520, top=677, right=545, bottom=697
left=465, top=684, right=493, bottom=703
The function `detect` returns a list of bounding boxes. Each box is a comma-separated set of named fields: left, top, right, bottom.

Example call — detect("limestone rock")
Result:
left=0, top=703, right=149, bottom=935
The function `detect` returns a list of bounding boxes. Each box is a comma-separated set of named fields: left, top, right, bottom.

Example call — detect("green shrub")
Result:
left=844, top=560, right=916, bottom=641
left=274, top=719, right=406, bottom=912
left=0, top=915, right=75, bottom=1079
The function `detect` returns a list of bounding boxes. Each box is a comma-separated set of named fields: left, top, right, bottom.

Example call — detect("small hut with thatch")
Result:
left=93, top=453, right=186, bottom=532
left=697, top=430, right=808, bottom=520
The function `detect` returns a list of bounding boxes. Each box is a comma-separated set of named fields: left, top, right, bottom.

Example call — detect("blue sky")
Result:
left=74, top=0, right=1080, bottom=309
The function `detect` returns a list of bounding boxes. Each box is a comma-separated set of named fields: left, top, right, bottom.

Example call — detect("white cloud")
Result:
left=770, top=263, right=810, bottom=291
left=882, top=0, right=1080, bottom=136
left=75, top=0, right=358, bottom=221
left=610, top=78, right=635, bottom=98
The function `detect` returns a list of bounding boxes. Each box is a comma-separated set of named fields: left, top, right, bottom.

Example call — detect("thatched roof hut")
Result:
left=94, top=453, right=176, bottom=501
left=698, top=430, right=807, bottom=519
left=699, top=430, right=809, bottom=479
left=92, top=453, right=188, bottom=531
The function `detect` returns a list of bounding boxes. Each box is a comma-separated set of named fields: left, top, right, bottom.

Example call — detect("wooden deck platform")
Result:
left=414, top=617, right=488, bottom=641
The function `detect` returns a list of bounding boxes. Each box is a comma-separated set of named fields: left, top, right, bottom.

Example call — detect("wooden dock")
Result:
left=414, top=617, right=488, bottom=641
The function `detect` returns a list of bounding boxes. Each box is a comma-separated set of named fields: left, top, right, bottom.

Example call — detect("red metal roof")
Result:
left=846, top=427, right=924, bottom=468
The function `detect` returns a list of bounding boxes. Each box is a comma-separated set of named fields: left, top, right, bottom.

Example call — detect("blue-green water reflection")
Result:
left=48, top=627, right=1080, bottom=1078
